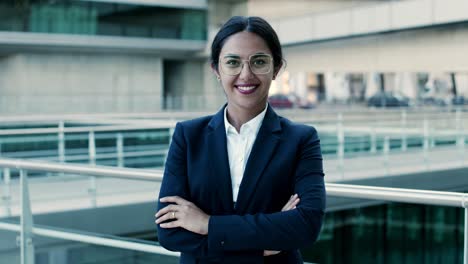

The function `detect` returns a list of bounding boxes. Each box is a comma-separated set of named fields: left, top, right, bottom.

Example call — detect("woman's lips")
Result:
left=235, top=85, right=259, bottom=95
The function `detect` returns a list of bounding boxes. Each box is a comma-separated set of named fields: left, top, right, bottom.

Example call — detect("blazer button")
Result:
left=221, top=241, right=225, bottom=246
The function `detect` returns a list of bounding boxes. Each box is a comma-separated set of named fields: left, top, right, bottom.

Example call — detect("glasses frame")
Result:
left=219, top=54, right=273, bottom=76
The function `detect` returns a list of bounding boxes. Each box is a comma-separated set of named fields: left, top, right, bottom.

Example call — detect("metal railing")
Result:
left=0, top=157, right=467, bottom=263
left=0, top=157, right=172, bottom=264
left=1, top=109, right=466, bottom=169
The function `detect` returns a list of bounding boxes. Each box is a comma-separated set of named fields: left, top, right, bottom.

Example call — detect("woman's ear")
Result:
left=211, top=63, right=221, bottom=81
left=273, top=60, right=286, bottom=80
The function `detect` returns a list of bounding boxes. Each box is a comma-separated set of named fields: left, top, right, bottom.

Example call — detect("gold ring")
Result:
left=172, top=211, right=176, bottom=219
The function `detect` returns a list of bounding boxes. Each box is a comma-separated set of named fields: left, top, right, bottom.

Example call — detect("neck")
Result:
left=226, top=104, right=265, bottom=132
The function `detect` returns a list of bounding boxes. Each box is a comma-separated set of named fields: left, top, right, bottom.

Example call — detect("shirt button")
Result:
left=221, top=241, right=225, bottom=246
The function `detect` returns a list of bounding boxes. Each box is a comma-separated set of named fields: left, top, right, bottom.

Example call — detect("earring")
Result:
left=216, top=76, right=221, bottom=82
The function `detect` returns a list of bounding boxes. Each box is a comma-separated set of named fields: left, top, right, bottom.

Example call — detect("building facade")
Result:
left=0, top=0, right=233, bottom=114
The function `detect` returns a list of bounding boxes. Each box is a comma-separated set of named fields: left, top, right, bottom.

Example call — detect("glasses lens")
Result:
left=220, top=58, right=242, bottom=75
left=249, top=55, right=272, bottom=74
left=220, top=54, right=272, bottom=75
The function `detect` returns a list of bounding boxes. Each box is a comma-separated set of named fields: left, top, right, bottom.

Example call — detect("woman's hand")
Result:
left=155, top=196, right=210, bottom=235
left=264, top=194, right=300, bottom=257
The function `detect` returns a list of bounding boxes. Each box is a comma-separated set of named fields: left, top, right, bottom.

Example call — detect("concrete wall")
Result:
left=164, top=59, right=224, bottom=110
left=0, top=53, right=163, bottom=114
left=283, top=24, right=468, bottom=73
left=247, top=0, right=375, bottom=21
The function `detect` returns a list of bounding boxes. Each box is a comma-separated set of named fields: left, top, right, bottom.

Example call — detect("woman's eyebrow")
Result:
left=223, top=52, right=269, bottom=58
left=223, top=54, right=240, bottom=58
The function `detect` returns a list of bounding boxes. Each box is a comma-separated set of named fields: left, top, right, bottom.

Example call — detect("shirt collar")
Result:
left=224, top=104, right=268, bottom=135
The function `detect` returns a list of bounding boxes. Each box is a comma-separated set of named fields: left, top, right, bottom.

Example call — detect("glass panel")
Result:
left=0, top=224, right=179, bottom=264
left=0, top=128, right=171, bottom=169
left=0, top=1, right=206, bottom=40
left=303, top=203, right=465, bottom=263
left=0, top=229, right=20, bottom=264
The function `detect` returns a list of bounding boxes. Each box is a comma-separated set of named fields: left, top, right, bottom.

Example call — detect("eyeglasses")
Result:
left=220, top=54, right=273, bottom=76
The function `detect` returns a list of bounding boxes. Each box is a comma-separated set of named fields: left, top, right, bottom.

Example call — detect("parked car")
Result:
left=452, top=96, right=466, bottom=106
left=421, top=97, right=447, bottom=107
left=367, top=91, right=409, bottom=108
left=287, top=93, right=315, bottom=109
left=268, top=94, right=294, bottom=109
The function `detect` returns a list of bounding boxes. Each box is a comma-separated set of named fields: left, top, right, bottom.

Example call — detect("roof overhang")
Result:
left=78, top=0, right=207, bottom=10
left=0, top=31, right=206, bottom=58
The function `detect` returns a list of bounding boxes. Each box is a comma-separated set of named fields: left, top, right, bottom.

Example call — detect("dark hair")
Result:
left=210, top=16, right=283, bottom=73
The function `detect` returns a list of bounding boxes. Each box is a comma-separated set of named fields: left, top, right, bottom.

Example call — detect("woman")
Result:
left=155, top=16, right=325, bottom=264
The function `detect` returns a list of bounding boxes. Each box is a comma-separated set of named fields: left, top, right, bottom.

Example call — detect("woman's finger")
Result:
left=283, top=197, right=299, bottom=211
left=290, top=197, right=300, bottom=208
left=281, top=194, right=298, bottom=211
left=160, top=220, right=181, bottom=229
left=264, top=250, right=281, bottom=256
left=281, top=194, right=295, bottom=210
left=155, top=211, right=177, bottom=224
left=159, top=196, right=190, bottom=205
left=155, top=204, right=179, bottom=218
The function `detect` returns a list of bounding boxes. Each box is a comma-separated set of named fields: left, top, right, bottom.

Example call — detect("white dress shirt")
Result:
left=224, top=105, right=268, bottom=202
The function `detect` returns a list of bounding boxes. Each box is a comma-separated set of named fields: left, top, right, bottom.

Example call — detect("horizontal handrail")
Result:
left=0, top=123, right=176, bottom=136
left=0, top=157, right=467, bottom=263
left=0, top=116, right=466, bottom=137
left=0, top=157, right=163, bottom=181
left=0, top=222, right=179, bottom=257
left=327, top=183, right=468, bottom=208
left=0, top=107, right=468, bottom=125
left=1, top=157, right=466, bottom=208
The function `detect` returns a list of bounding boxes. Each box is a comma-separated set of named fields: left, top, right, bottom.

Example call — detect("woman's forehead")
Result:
left=220, top=31, right=271, bottom=57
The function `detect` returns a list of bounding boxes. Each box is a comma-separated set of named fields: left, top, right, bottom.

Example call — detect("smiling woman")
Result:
left=155, top=16, right=326, bottom=264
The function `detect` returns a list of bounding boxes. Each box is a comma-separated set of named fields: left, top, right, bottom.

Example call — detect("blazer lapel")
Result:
left=207, top=106, right=235, bottom=212
left=235, top=106, right=282, bottom=213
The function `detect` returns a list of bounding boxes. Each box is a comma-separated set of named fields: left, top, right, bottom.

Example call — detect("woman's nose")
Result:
left=238, top=61, right=254, bottom=79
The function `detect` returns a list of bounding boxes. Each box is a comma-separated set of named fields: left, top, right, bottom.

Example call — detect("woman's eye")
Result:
left=226, top=60, right=240, bottom=66
left=252, top=59, right=266, bottom=66
left=254, top=60, right=266, bottom=65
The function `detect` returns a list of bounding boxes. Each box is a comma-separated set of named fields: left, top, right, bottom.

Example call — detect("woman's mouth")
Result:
left=235, top=84, right=259, bottom=95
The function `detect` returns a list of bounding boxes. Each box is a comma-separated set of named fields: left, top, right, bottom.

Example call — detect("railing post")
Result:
left=464, top=207, right=467, bottom=264
left=456, top=109, right=465, bottom=166
left=337, top=113, right=345, bottom=180
left=89, top=131, right=96, bottom=165
left=88, top=131, right=97, bottom=207
left=370, top=127, right=377, bottom=154
left=19, top=169, right=35, bottom=264
left=423, top=118, right=430, bottom=170
left=116, top=133, right=124, bottom=168
left=2, top=168, right=12, bottom=216
left=383, top=136, right=390, bottom=176
left=400, top=110, right=407, bottom=151
left=58, top=121, right=65, bottom=163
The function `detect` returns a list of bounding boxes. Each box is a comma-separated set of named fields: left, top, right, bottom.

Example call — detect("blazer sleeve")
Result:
left=157, top=123, right=263, bottom=260
left=157, top=122, right=218, bottom=258
left=207, top=126, right=326, bottom=252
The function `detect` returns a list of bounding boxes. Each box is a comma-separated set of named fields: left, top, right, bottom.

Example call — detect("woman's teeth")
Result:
left=237, top=85, right=256, bottom=91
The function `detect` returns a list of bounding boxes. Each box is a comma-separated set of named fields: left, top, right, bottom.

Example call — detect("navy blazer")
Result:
left=157, top=105, right=326, bottom=264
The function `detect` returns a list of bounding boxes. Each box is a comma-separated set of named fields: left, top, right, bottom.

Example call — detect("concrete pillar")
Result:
left=365, top=72, right=379, bottom=99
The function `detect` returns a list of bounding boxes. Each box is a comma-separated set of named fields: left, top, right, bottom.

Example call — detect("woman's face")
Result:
left=215, top=31, right=275, bottom=113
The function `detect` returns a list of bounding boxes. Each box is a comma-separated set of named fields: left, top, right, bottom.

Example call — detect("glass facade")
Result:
left=303, top=203, right=465, bottom=264
left=0, top=1, right=206, bottom=40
